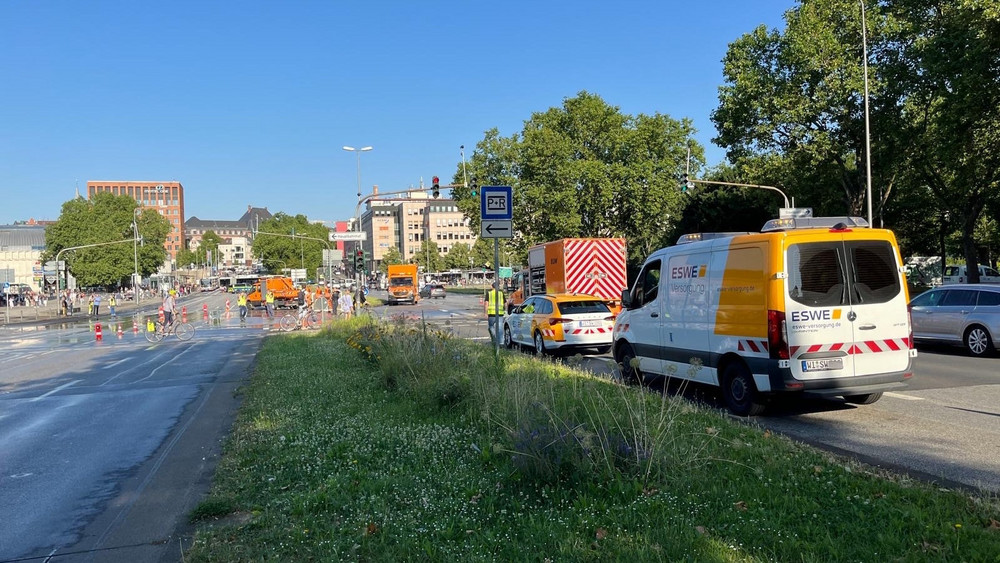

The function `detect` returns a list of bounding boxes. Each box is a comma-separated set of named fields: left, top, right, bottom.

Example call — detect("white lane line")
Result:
left=885, top=391, right=924, bottom=401
left=133, top=343, right=198, bottom=384
left=30, top=379, right=82, bottom=402
left=105, top=358, right=129, bottom=369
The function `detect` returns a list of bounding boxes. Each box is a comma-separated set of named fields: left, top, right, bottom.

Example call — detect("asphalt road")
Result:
left=0, top=291, right=268, bottom=562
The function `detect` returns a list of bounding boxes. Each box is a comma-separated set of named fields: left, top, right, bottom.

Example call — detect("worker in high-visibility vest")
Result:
left=486, top=282, right=505, bottom=342
left=237, top=291, right=249, bottom=323
left=264, top=290, right=275, bottom=318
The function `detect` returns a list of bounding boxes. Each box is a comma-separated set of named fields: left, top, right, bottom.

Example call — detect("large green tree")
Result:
left=451, top=92, right=698, bottom=265
left=379, top=246, right=403, bottom=275
left=44, top=193, right=171, bottom=287
left=199, top=231, right=224, bottom=264
left=443, top=242, right=472, bottom=270
left=413, top=239, right=444, bottom=272
left=251, top=213, right=330, bottom=275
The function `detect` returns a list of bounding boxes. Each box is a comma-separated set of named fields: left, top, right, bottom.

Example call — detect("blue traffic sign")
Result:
left=480, top=186, right=513, bottom=220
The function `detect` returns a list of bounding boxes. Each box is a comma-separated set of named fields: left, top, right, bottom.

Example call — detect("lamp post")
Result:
left=343, top=145, right=372, bottom=294
left=860, top=0, right=874, bottom=226
left=132, top=208, right=141, bottom=304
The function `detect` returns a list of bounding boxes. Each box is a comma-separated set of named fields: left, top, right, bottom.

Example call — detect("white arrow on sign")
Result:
left=330, top=231, right=367, bottom=242
left=480, top=219, right=513, bottom=239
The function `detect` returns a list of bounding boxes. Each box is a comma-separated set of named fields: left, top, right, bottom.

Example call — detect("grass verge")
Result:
left=186, top=317, right=1000, bottom=561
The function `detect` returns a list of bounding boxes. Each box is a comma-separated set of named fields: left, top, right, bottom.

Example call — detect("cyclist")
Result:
left=162, top=289, right=177, bottom=332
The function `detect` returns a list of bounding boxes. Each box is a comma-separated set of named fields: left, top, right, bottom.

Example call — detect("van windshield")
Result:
left=389, top=276, right=413, bottom=287
left=787, top=240, right=900, bottom=307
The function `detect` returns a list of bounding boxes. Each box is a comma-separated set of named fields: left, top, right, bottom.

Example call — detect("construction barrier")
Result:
left=95, top=322, right=103, bottom=341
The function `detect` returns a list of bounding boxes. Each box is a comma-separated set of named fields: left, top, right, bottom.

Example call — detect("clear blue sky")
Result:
left=0, top=0, right=793, bottom=227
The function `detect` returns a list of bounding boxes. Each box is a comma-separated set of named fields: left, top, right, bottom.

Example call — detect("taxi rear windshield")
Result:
left=787, top=240, right=900, bottom=307
left=557, top=300, right=611, bottom=314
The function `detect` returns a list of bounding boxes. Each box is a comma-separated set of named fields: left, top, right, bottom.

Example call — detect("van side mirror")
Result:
left=620, top=288, right=632, bottom=309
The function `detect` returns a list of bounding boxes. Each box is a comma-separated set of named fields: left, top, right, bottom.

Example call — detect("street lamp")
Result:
left=860, top=0, right=874, bottom=226
left=132, top=208, right=141, bottom=304
left=343, top=145, right=372, bottom=294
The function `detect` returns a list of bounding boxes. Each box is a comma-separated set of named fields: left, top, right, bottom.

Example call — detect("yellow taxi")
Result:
left=502, top=293, right=615, bottom=355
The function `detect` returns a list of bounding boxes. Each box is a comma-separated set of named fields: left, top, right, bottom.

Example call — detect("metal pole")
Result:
left=133, top=209, right=140, bottom=304
left=493, top=238, right=500, bottom=354
left=861, top=0, right=874, bottom=225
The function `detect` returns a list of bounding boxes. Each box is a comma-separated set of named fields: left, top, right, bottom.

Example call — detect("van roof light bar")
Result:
left=676, top=232, right=751, bottom=245
left=760, top=216, right=870, bottom=233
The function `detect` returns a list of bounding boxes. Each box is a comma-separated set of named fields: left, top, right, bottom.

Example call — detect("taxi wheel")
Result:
left=533, top=331, right=547, bottom=355
left=503, top=324, right=514, bottom=349
left=721, top=363, right=766, bottom=417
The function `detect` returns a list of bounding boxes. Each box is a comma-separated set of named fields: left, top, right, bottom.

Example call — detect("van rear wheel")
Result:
left=614, top=343, right=641, bottom=384
left=843, top=392, right=882, bottom=405
left=721, top=363, right=766, bottom=417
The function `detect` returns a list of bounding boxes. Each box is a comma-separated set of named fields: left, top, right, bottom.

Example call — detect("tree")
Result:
left=443, top=242, right=472, bottom=270
left=379, top=246, right=403, bottom=274
left=250, top=213, right=330, bottom=275
left=199, top=231, right=224, bottom=265
left=175, top=248, right=201, bottom=270
left=451, top=92, right=698, bottom=266
left=471, top=238, right=495, bottom=269
left=44, top=193, right=171, bottom=287
left=413, top=239, right=444, bottom=272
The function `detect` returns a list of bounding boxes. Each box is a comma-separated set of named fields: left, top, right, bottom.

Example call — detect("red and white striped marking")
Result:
left=788, top=338, right=911, bottom=357
left=564, top=238, right=627, bottom=301
left=568, top=327, right=611, bottom=335
left=736, top=339, right=769, bottom=354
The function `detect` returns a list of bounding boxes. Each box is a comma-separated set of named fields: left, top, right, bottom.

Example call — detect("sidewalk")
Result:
left=0, top=295, right=156, bottom=327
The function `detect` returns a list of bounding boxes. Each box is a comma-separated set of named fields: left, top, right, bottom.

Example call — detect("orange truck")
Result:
left=386, top=264, right=420, bottom=305
left=508, top=238, right=628, bottom=315
left=247, top=276, right=301, bottom=309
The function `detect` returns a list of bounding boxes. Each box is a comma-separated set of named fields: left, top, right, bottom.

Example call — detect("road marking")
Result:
left=105, top=358, right=129, bottom=368
left=885, top=391, right=924, bottom=401
left=30, top=379, right=82, bottom=402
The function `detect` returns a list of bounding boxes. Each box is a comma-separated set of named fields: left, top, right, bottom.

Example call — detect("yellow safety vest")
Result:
left=265, top=292, right=275, bottom=304
left=487, top=289, right=505, bottom=315
left=237, top=294, right=247, bottom=306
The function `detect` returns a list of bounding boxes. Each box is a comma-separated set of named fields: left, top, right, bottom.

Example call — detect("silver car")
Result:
left=910, top=284, right=1000, bottom=357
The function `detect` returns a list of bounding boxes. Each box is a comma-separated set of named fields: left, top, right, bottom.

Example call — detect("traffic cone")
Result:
left=225, top=299, right=231, bottom=319
left=182, top=306, right=187, bottom=323
left=117, top=323, right=124, bottom=338
left=158, top=306, right=164, bottom=323
left=203, top=303, right=209, bottom=322
left=133, top=318, right=139, bottom=334
left=95, top=322, right=103, bottom=341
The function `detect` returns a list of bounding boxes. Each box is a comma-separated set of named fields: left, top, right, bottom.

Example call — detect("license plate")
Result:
left=801, top=359, right=844, bottom=372
left=576, top=320, right=599, bottom=327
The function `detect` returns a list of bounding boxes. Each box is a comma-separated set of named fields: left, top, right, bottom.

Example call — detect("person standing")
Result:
left=237, top=291, right=248, bottom=323
left=265, top=289, right=275, bottom=318
left=486, top=282, right=505, bottom=343
left=93, top=293, right=102, bottom=317
left=108, top=293, right=117, bottom=318
left=337, top=290, right=354, bottom=319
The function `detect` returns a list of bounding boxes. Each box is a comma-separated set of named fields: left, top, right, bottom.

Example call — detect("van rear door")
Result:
left=784, top=234, right=911, bottom=381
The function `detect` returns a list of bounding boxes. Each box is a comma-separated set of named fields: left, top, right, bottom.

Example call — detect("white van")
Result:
left=613, top=216, right=917, bottom=416
left=942, top=265, right=1000, bottom=285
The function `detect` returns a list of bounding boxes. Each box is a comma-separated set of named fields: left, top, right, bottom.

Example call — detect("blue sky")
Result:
left=0, top=0, right=793, bottom=227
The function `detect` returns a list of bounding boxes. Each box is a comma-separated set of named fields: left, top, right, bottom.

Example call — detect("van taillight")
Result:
left=768, top=310, right=789, bottom=359
left=907, top=304, right=914, bottom=349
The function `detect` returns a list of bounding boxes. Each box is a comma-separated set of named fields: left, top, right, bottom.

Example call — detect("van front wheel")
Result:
left=721, top=363, right=766, bottom=417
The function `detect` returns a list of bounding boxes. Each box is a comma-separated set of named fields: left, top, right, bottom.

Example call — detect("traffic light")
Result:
left=355, top=247, right=364, bottom=269
left=470, top=177, right=478, bottom=197
left=432, top=176, right=440, bottom=198
left=681, top=173, right=695, bottom=193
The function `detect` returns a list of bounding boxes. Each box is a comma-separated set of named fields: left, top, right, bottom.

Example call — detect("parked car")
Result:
left=942, top=265, right=1000, bottom=285
left=503, top=294, right=614, bottom=355
left=419, top=283, right=446, bottom=299
left=910, top=284, right=1000, bottom=357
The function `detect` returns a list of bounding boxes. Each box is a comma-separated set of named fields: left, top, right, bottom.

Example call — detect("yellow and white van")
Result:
left=612, top=216, right=917, bottom=416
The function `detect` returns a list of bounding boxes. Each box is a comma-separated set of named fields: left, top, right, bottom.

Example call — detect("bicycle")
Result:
left=279, top=305, right=321, bottom=332
left=144, top=316, right=195, bottom=342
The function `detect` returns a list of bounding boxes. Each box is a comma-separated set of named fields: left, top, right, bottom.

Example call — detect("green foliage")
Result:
left=454, top=92, right=697, bottom=266
left=443, top=242, right=471, bottom=270
left=250, top=212, right=330, bottom=274
left=412, top=239, right=444, bottom=272
left=175, top=248, right=201, bottom=270
left=199, top=231, right=224, bottom=262
left=44, top=193, right=171, bottom=287
left=378, top=246, right=402, bottom=274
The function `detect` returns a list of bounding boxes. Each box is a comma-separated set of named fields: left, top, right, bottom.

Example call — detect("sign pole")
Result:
left=493, top=238, right=500, bottom=354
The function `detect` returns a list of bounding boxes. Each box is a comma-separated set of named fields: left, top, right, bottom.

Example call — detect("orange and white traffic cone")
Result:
left=202, top=303, right=209, bottom=322
left=133, top=318, right=139, bottom=334
left=158, top=306, right=164, bottom=323
left=181, top=306, right=187, bottom=323
left=95, top=322, right=103, bottom=341
left=225, top=299, right=231, bottom=319
left=117, top=323, right=124, bottom=338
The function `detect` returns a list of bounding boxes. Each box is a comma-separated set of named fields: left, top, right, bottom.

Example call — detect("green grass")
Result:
left=186, top=318, right=1000, bottom=561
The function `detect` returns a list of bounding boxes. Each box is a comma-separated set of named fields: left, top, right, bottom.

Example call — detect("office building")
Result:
left=87, top=181, right=185, bottom=262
